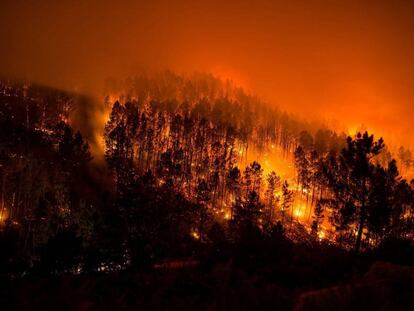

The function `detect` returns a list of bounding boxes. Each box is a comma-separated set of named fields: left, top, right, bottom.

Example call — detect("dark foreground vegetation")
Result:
left=2, top=239, right=414, bottom=310
left=0, top=75, right=414, bottom=310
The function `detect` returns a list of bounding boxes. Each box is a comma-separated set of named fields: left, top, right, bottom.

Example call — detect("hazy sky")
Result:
left=1, top=0, right=414, bottom=147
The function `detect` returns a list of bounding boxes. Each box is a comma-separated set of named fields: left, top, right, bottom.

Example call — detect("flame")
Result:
left=294, top=208, right=303, bottom=218
left=0, top=207, right=9, bottom=225
left=92, top=95, right=116, bottom=159
left=318, top=230, right=325, bottom=240
left=347, top=125, right=358, bottom=136
left=191, top=230, right=200, bottom=240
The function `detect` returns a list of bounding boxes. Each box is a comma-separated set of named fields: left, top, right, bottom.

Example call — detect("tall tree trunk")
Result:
left=355, top=179, right=367, bottom=253
left=355, top=212, right=365, bottom=253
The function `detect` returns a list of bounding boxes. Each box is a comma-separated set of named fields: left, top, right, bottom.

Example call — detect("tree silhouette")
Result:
left=323, top=132, right=385, bottom=252
left=311, top=200, right=324, bottom=238
left=264, top=171, right=281, bottom=230
left=281, top=181, right=293, bottom=226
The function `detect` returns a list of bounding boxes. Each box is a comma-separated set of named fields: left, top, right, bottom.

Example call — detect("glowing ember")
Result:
left=191, top=231, right=200, bottom=240
left=294, top=208, right=303, bottom=218
left=318, top=231, right=325, bottom=240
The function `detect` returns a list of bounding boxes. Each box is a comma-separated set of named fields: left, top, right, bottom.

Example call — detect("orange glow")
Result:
left=1, top=3, right=413, bottom=249
left=191, top=230, right=200, bottom=240
left=0, top=208, right=9, bottom=225
left=1, top=1, right=414, bottom=151
left=294, top=209, right=303, bottom=218
left=223, top=211, right=231, bottom=220
left=210, top=66, right=250, bottom=91
left=318, top=230, right=325, bottom=241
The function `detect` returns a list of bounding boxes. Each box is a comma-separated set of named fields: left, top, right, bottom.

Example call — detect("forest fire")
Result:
left=93, top=73, right=413, bottom=253
left=2, top=1, right=414, bottom=310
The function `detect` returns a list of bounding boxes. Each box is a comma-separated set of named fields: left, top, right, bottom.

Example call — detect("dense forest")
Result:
left=1, top=74, right=414, bottom=310
left=102, top=72, right=414, bottom=252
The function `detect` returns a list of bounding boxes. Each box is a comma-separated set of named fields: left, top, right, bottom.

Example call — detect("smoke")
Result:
left=68, top=94, right=108, bottom=162
left=1, top=0, right=414, bottom=149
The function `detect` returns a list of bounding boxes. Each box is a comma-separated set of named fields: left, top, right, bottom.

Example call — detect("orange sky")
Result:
left=1, top=0, right=414, bottom=148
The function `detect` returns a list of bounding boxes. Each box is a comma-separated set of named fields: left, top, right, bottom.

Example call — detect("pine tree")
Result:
left=311, top=201, right=324, bottom=238
left=281, top=181, right=293, bottom=226
left=264, top=171, right=281, bottom=228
